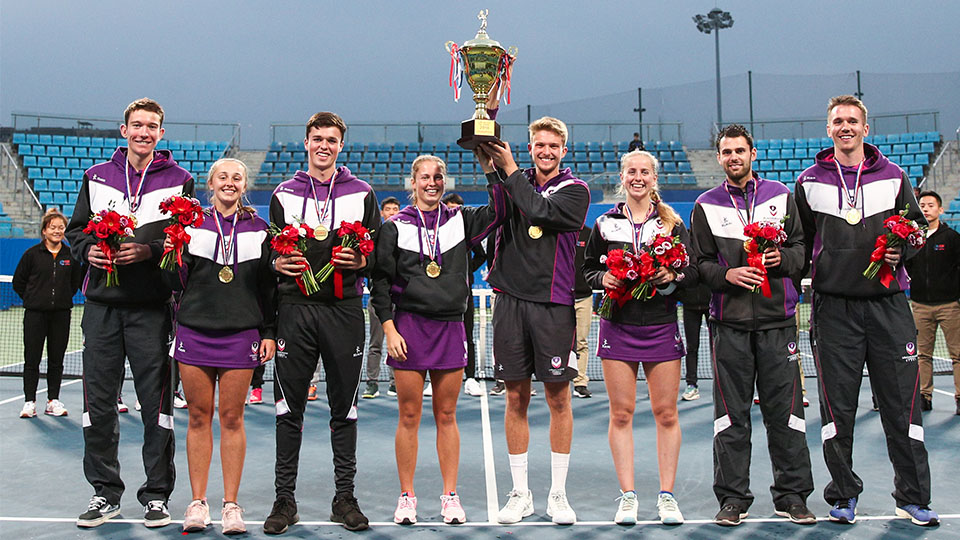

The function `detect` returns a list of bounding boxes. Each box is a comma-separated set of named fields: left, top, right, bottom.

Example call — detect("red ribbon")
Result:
left=747, top=252, right=772, bottom=298
left=448, top=43, right=462, bottom=101
left=162, top=223, right=191, bottom=267
left=877, top=264, right=894, bottom=288
left=332, top=246, right=344, bottom=299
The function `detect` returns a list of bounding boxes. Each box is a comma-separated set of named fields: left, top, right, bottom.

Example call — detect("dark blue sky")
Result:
left=2, top=1, right=958, bottom=147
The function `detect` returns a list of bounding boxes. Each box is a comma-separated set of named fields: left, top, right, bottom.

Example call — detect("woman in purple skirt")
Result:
left=370, top=154, right=505, bottom=525
left=163, top=158, right=277, bottom=534
left=583, top=150, right=698, bottom=526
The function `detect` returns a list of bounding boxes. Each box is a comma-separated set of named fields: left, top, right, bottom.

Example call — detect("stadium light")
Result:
left=693, top=8, right=734, bottom=127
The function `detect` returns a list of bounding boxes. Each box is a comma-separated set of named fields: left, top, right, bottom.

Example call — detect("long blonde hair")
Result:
left=618, top=150, right=681, bottom=231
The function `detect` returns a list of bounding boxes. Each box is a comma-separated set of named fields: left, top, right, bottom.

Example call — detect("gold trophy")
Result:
left=445, top=10, right=517, bottom=150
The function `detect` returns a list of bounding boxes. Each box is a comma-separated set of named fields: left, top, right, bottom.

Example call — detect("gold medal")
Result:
left=218, top=265, right=234, bottom=284
left=528, top=225, right=543, bottom=239
left=845, top=208, right=861, bottom=225
left=426, top=261, right=441, bottom=278
left=314, top=225, right=329, bottom=241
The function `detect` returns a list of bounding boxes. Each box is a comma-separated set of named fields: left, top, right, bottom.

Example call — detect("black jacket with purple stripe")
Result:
left=691, top=174, right=805, bottom=330
left=794, top=144, right=924, bottom=298
left=486, top=167, right=590, bottom=306
left=66, top=147, right=195, bottom=306
left=370, top=181, right=506, bottom=323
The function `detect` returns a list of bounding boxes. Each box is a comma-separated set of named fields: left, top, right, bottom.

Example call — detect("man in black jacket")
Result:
left=905, top=190, right=960, bottom=415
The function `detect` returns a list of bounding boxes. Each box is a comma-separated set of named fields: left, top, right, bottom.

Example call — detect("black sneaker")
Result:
left=921, top=395, right=932, bottom=411
left=775, top=502, right=816, bottom=524
left=263, top=497, right=299, bottom=534
left=362, top=381, right=380, bottom=399
left=331, top=493, right=369, bottom=531
left=489, top=381, right=506, bottom=396
left=77, top=495, right=120, bottom=528
left=387, top=383, right=397, bottom=397
left=715, top=503, right=748, bottom=526
left=143, top=500, right=171, bottom=528
left=573, top=385, right=592, bottom=398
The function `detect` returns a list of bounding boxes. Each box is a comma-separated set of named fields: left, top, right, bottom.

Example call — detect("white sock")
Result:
left=550, top=452, right=570, bottom=494
left=508, top=453, right=528, bottom=493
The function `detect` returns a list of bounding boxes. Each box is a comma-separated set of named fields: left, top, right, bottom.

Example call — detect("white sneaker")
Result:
left=614, top=491, right=638, bottom=525
left=393, top=493, right=417, bottom=524
left=546, top=490, right=576, bottom=525
left=173, top=393, right=187, bottom=409
left=440, top=493, right=466, bottom=524
left=423, top=383, right=433, bottom=397
left=134, top=399, right=142, bottom=411
left=657, top=492, right=684, bottom=525
left=20, top=401, right=36, bottom=418
left=117, top=396, right=128, bottom=413
left=45, top=399, right=68, bottom=416
left=681, top=384, right=700, bottom=401
left=497, top=489, right=533, bottom=524
left=463, top=378, right=483, bottom=397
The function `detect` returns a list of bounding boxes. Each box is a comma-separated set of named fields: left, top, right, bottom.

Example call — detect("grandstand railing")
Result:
left=713, top=111, right=940, bottom=142
left=10, top=113, right=241, bottom=149
left=922, top=136, right=957, bottom=192
left=269, top=121, right=684, bottom=147
left=0, top=143, right=42, bottom=231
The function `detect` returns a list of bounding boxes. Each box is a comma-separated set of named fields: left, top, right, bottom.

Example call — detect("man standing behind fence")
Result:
left=476, top=116, right=590, bottom=525
left=794, top=95, right=937, bottom=526
left=691, top=124, right=814, bottom=527
left=66, top=98, right=193, bottom=529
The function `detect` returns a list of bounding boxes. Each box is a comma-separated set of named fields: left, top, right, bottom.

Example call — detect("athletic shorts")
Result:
left=492, top=293, right=577, bottom=382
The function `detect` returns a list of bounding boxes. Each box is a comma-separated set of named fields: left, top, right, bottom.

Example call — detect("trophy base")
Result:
left=457, top=119, right=501, bottom=150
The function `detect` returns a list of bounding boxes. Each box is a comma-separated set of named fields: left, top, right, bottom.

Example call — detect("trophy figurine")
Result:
left=445, top=10, right=517, bottom=150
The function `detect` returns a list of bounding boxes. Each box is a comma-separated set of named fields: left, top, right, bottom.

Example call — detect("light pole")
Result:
left=633, top=87, right=646, bottom=140
left=693, top=8, right=734, bottom=128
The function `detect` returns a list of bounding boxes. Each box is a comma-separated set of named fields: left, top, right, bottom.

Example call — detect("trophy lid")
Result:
left=463, top=9, right=502, bottom=49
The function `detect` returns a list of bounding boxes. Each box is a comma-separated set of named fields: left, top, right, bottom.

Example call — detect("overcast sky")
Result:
left=2, top=0, right=958, bottom=147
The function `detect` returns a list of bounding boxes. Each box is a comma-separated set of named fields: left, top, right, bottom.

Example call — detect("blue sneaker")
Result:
left=896, top=504, right=939, bottom=526
left=828, top=497, right=856, bottom=524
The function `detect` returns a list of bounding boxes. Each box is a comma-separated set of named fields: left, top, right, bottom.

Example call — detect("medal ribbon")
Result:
left=725, top=176, right=761, bottom=229
left=448, top=43, right=463, bottom=102
left=415, top=206, right=443, bottom=267
left=833, top=158, right=864, bottom=216
left=622, top=202, right=655, bottom=255
left=308, top=171, right=336, bottom=231
left=124, top=153, right=153, bottom=213
left=212, top=208, right=239, bottom=274
left=496, top=54, right=513, bottom=104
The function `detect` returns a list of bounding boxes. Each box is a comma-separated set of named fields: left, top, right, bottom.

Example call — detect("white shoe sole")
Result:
left=497, top=504, right=533, bottom=524
left=144, top=516, right=171, bottom=528
left=895, top=507, right=937, bottom=526
left=681, top=394, right=700, bottom=401
left=77, top=507, right=120, bottom=528
left=615, top=514, right=637, bottom=525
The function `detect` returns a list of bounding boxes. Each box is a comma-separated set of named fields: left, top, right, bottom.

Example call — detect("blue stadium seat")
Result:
left=47, top=146, right=60, bottom=157
left=662, top=162, right=678, bottom=173
left=39, top=191, right=54, bottom=204
left=52, top=157, right=66, bottom=168
left=758, top=160, right=773, bottom=172
left=52, top=135, right=65, bottom=145
left=872, top=134, right=886, bottom=144
left=62, top=180, right=77, bottom=192
left=900, top=155, right=915, bottom=166
left=663, top=174, right=681, bottom=185
left=23, top=156, right=37, bottom=167
left=105, top=137, right=118, bottom=148
left=906, top=143, right=920, bottom=154
left=908, top=165, right=923, bottom=178
left=272, top=163, right=287, bottom=174
left=39, top=135, right=52, bottom=145
left=374, top=163, right=387, bottom=174
left=185, top=150, right=198, bottom=161
left=278, top=152, right=293, bottom=162
left=892, top=144, right=906, bottom=155
left=681, top=176, right=698, bottom=186
left=359, top=163, right=373, bottom=174
left=780, top=171, right=795, bottom=182
left=60, top=147, right=74, bottom=157
left=74, top=147, right=88, bottom=158
left=819, top=137, right=832, bottom=147
left=587, top=152, right=601, bottom=162
left=91, top=148, right=105, bottom=158
left=781, top=139, right=795, bottom=149
left=590, top=163, right=604, bottom=174
left=574, top=142, right=586, bottom=152
left=601, top=151, right=616, bottom=162
left=404, top=151, right=417, bottom=163
left=18, top=144, right=32, bottom=156
left=80, top=159, right=93, bottom=169
left=773, top=159, right=787, bottom=171
left=659, top=151, right=674, bottom=162
left=668, top=141, right=682, bottom=151
left=292, top=151, right=306, bottom=162
left=53, top=192, right=67, bottom=204
left=78, top=136, right=92, bottom=147
left=388, top=163, right=401, bottom=175
left=263, top=152, right=277, bottom=162
left=878, top=144, right=892, bottom=155
left=768, top=139, right=781, bottom=149
left=13, top=133, right=25, bottom=144
left=198, top=150, right=212, bottom=161
left=42, top=168, right=56, bottom=180
left=755, top=139, right=769, bottom=150
left=781, top=149, right=794, bottom=159
left=674, top=150, right=687, bottom=161
left=924, top=131, right=940, bottom=143
left=755, top=149, right=766, bottom=160
left=886, top=134, right=900, bottom=144
left=794, top=148, right=808, bottom=159
left=66, top=158, right=79, bottom=168
left=261, top=163, right=274, bottom=173
left=575, top=163, right=590, bottom=176
left=37, top=157, right=51, bottom=167
left=767, top=149, right=780, bottom=159
left=915, top=154, right=929, bottom=165
left=651, top=141, right=666, bottom=152
left=788, top=159, right=802, bottom=170
left=71, top=170, right=83, bottom=180
left=64, top=204, right=75, bottom=216
left=48, top=180, right=62, bottom=191
left=66, top=136, right=78, bottom=146
left=269, top=141, right=282, bottom=152
left=447, top=163, right=462, bottom=174
left=605, top=163, right=619, bottom=174
left=919, top=142, right=934, bottom=154
left=678, top=162, right=692, bottom=173
left=172, top=150, right=185, bottom=160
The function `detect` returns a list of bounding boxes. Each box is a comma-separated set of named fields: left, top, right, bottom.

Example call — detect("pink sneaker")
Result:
left=441, top=492, right=466, bottom=524
left=221, top=501, right=246, bottom=535
left=393, top=493, right=417, bottom=525
left=247, top=388, right=263, bottom=405
left=182, top=499, right=210, bottom=532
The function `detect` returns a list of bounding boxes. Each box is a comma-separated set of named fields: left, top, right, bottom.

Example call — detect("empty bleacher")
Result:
left=256, top=139, right=697, bottom=188
left=11, top=132, right=229, bottom=219
left=753, top=131, right=941, bottom=191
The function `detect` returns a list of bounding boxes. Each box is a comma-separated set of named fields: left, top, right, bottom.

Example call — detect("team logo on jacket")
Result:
left=769, top=205, right=778, bottom=216
left=787, top=341, right=799, bottom=362
left=551, top=356, right=562, bottom=369
left=251, top=341, right=259, bottom=352
left=276, top=338, right=287, bottom=360
left=902, top=342, right=918, bottom=362
left=249, top=341, right=260, bottom=362
left=601, top=339, right=610, bottom=349
left=59, top=259, right=71, bottom=266
left=674, top=331, right=684, bottom=351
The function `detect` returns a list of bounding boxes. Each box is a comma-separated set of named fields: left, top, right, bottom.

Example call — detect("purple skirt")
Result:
left=386, top=310, right=467, bottom=371
left=596, top=319, right=685, bottom=363
left=173, top=324, right=261, bottom=369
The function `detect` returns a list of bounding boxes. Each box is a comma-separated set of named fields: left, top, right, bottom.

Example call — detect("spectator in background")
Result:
left=13, top=208, right=83, bottom=419
left=572, top=225, right=593, bottom=398
left=361, top=196, right=401, bottom=399
left=677, top=283, right=710, bottom=401
left=905, top=190, right=960, bottom=416
left=794, top=95, right=936, bottom=526
left=628, top=132, right=645, bottom=152
left=442, top=192, right=486, bottom=397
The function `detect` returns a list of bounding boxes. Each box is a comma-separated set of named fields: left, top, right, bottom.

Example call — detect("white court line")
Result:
left=933, top=388, right=955, bottom=397
left=1, top=515, right=958, bottom=526
left=479, top=379, right=500, bottom=524
left=0, top=379, right=82, bottom=406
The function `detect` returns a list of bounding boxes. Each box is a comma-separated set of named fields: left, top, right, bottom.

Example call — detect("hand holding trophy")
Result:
left=445, top=9, right=517, bottom=150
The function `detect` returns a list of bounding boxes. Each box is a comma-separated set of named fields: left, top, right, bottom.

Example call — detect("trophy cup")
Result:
left=445, top=10, right=517, bottom=150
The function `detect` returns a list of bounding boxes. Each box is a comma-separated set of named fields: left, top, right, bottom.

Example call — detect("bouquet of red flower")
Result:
left=863, top=206, right=925, bottom=287
left=83, top=208, right=137, bottom=287
left=270, top=222, right=320, bottom=296
left=316, top=220, right=375, bottom=299
left=742, top=217, right=788, bottom=298
left=597, top=234, right=690, bottom=319
left=158, top=194, right=204, bottom=271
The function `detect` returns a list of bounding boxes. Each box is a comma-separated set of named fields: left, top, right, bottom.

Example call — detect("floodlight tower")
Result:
left=693, top=8, right=734, bottom=127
